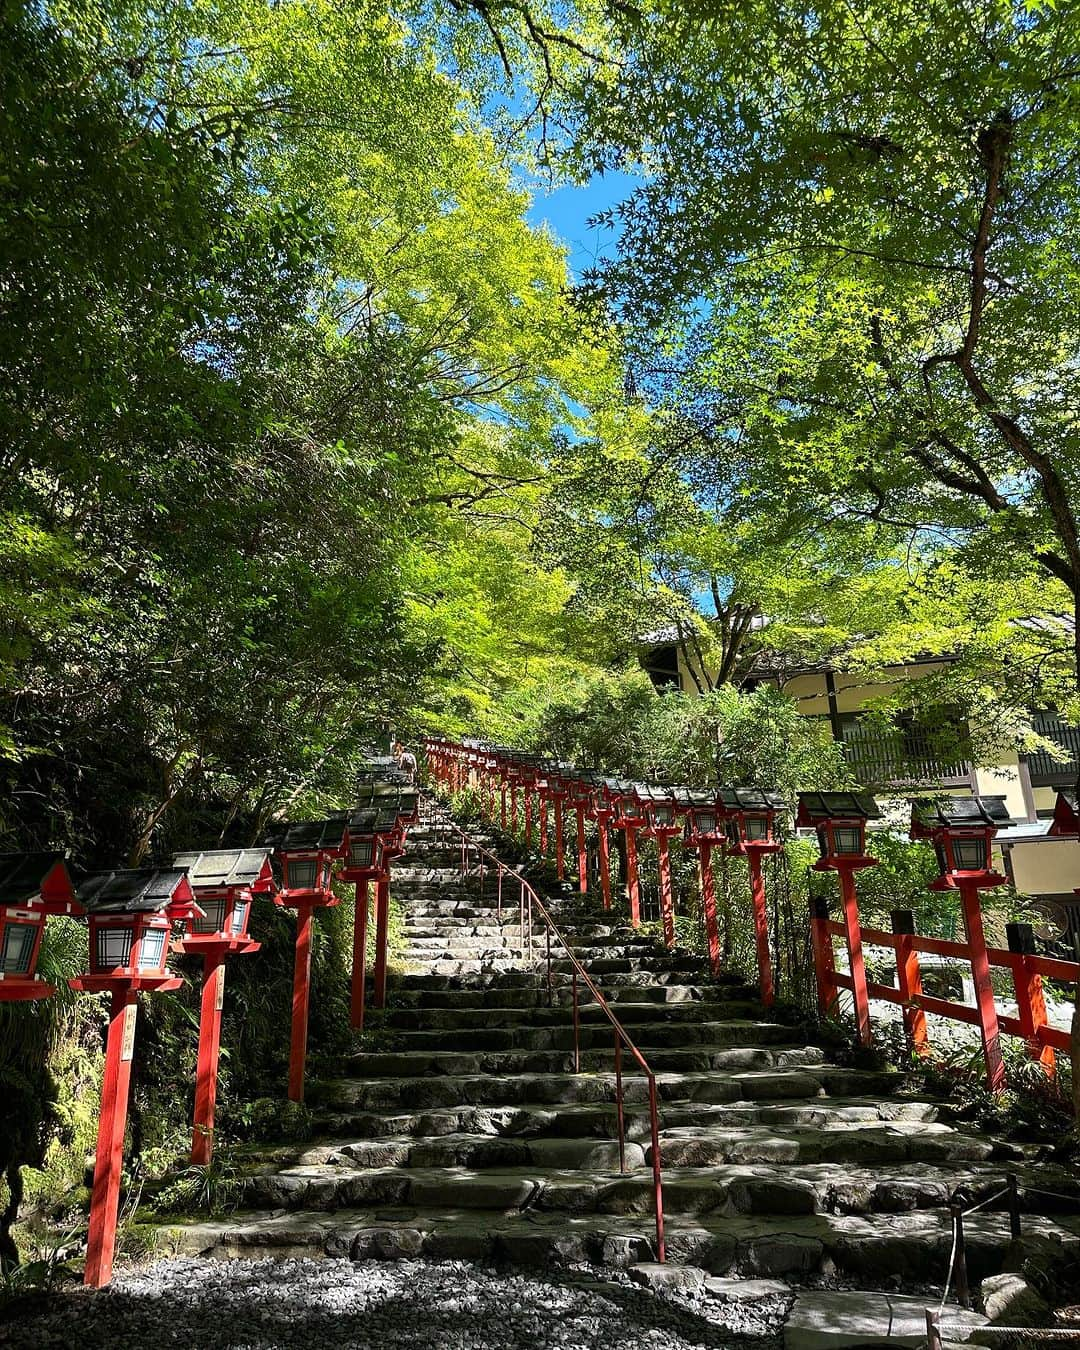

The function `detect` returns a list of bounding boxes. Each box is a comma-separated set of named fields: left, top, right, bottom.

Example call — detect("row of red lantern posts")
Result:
left=0, top=775, right=417, bottom=1289
left=425, top=741, right=1079, bottom=1094
left=424, top=738, right=786, bottom=1004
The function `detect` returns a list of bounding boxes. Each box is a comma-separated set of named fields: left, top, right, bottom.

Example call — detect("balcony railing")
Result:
left=839, top=723, right=972, bottom=790
left=1025, top=712, right=1080, bottom=787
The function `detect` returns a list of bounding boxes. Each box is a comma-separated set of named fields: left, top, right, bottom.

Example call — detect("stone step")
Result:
left=358, top=1013, right=789, bottom=1052
left=235, top=1158, right=1077, bottom=1218
left=345, top=1038, right=818, bottom=1078
left=380, top=980, right=743, bottom=1008
left=375, top=999, right=762, bottom=1030
left=308, top=1095, right=944, bottom=1142
left=316, top=1065, right=911, bottom=1111
left=167, top=1207, right=1080, bottom=1283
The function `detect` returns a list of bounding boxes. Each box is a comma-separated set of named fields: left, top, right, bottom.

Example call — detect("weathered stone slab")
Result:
left=784, top=1290, right=987, bottom=1349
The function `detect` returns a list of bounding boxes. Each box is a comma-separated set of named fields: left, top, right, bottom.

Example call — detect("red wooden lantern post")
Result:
left=342, top=806, right=384, bottom=1031
left=683, top=797, right=726, bottom=977
left=639, top=787, right=685, bottom=949
left=797, top=792, right=882, bottom=1046
left=71, top=868, right=199, bottom=1287
left=0, top=853, right=78, bottom=1001
left=611, top=783, right=647, bottom=928
left=536, top=764, right=551, bottom=857
left=372, top=805, right=409, bottom=1010
left=589, top=780, right=617, bottom=910
left=173, top=849, right=273, bottom=1164
left=506, top=762, right=521, bottom=836
left=911, top=796, right=1013, bottom=1092
left=719, top=788, right=785, bottom=1007
left=567, top=773, right=596, bottom=894
left=267, top=818, right=349, bottom=1102
left=549, top=765, right=573, bottom=880
left=496, top=750, right=510, bottom=830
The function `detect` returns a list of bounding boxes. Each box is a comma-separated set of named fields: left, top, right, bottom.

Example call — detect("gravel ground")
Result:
left=0, top=1257, right=788, bottom=1350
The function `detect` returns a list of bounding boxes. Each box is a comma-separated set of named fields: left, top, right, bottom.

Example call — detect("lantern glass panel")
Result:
left=138, top=925, right=167, bottom=972
left=952, top=837, right=990, bottom=872
left=287, top=858, right=318, bottom=889
left=96, top=925, right=134, bottom=970
left=230, top=899, right=249, bottom=935
left=724, top=818, right=743, bottom=846
left=696, top=811, right=717, bottom=836
left=654, top=804, right=675, bottom=826
left=745, top=815, right=769, bottom=842
left=1, top=920, right=37, bottom=975
left=832, top=825, right=863, bottom=856
left=350, top=840, right=374, bottom=867
left=193, top=897, right=227, bottom=935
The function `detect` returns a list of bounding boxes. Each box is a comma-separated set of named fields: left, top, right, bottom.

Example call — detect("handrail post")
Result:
left=950, top=1200, right=970, bottom=1309
left=546, top=926, right=553, bottom=1006
left=925, top=1310, right=943, bottom=1350
left=1007, top=1172, right=1022, bottom=1240
left=648, top=1074, right=665, bottom=1263
left=497, top=869, right=503, bottom=922
left=892, top=908, right=929, bottom=1056
left=572, top=969, right=580, bottom=1072
left=614, top=1035, right=626, bottom=1173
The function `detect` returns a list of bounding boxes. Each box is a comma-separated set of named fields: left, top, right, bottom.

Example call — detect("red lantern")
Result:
left=682, top=795, right=724, bottom=975
left=267, top=817, right=349, bottom=1102
left=639, top=787, right=685, bottom=948
left=173, top=850, right=273, bottom=1164
left=70, top=867, right=198, bottom=1289
left=0, top=852, right=78, bottom=1001
left=796, top=792, right=881, bottom=1047
left=910, top=796, right=1013, bottom=1091
left=609, top=782, right=648, bottom=928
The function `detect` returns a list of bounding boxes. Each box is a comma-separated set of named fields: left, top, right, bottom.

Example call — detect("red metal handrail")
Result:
left=427, top=800, right=666, bottom=1262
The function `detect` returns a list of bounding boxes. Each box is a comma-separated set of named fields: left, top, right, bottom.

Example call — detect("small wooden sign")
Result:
left=120, top=1002, right=138, bottom=1061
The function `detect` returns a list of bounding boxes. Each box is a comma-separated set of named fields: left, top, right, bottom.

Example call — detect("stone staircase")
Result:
left=170, top=811, right=1080, bottom=1298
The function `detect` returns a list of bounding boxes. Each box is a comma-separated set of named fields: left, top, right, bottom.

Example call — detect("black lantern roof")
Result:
left=0, top=851, right=70, bottom=907
left=796, top=792, right=881, bottom=825
left=373, top=808, right=402, bottom=833
left=718, top=788, right=786, bottom=813
left=76, top=868, right=194, bottom=915
left=172, top=849, right=275, bottom=892
left=265, top=818, right=349, bottom=854
left=349, top=807, right=379, bottom=833
left=910, top=796, right=1012, bottom=834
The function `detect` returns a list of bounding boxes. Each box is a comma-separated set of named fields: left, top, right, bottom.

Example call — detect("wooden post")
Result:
left=810, top=895, right=838, bottom=1018
left=747, top=848, right=774, bottom=1007
left=191, top=951, right=226, bottom=1165
left=350, top=878, right=370, bottom=1031
left=84, top=989, right=138, bottom=1287
left=576, top=807, right=588, bottom=894
left=1006, top=921, right=1055, bottom=1074
left=838, top=862, right=872, bottom=1046
left=699, top=842, right=721, bottom=977
left=500, top=783, right=507, bottom=831
left=554, top=800, right=565, bottom=880
left=539, top=796, right=549, bottom=855
left=597, top=818, right=612, bottom=910
left=510, top=783, right=518, bottom=834
left=625, top=828, right=641, bottom=928
left=524, top=790, right=533, bottom=849
left=373, top=874, right=390, bottom=1010
left=657, top=835, right=675, bottom=948
left=892, top=909, right=929, bottom=1056
left=288, top=903, right=314, bottom=1102
left=958, top=878, right=1005, bottom=1092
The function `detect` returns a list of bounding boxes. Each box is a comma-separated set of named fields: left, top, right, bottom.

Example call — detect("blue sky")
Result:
left=526, top=169, right=638, bottom=277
